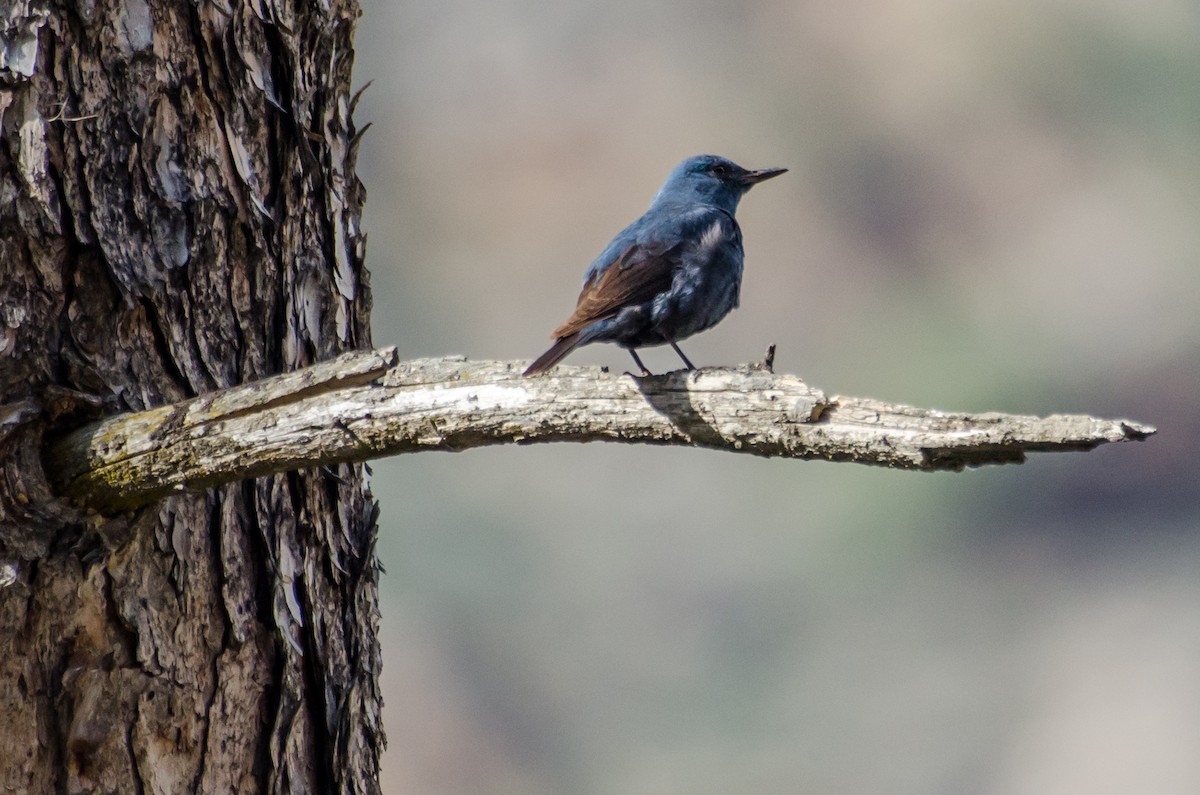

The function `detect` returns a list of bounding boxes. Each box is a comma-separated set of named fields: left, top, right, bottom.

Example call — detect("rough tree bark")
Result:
left=0, top=1, right=381, bottom=793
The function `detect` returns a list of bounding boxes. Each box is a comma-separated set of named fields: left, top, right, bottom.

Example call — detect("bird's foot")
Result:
left=668, top=341, right=696, bottom=371
left=627, top=349, right=653, bottom=378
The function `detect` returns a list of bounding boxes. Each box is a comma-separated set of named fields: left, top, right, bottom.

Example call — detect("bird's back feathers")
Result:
left=552, top=240, right=683, bottom=339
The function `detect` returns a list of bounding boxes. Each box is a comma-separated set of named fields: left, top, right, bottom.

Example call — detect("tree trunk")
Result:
left=0, top=0, right=381, bottom=792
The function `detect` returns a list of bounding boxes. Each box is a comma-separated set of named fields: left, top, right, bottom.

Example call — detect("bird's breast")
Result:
left=650, top=249, right=742, bottom=339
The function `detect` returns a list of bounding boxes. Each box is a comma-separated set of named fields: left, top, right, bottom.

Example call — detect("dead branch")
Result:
left=18, top=346, right=1154, bottom=517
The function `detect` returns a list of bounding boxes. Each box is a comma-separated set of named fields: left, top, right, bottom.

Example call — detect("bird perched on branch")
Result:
left=523, top=154, right=786, bottom=377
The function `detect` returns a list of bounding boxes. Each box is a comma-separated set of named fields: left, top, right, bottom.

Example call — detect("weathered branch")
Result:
left=27, top=346, right=1155, bottom=516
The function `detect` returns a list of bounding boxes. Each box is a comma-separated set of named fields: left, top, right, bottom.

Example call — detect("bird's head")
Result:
left=652, top=155, right=787, bottom=212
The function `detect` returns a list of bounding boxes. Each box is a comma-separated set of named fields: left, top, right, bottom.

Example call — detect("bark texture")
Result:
left=0, top=1, right=381, bottom=793
left=35, top=350, right=1155, bottom=515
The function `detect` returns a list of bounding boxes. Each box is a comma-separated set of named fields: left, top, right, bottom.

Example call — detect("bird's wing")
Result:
left=550, top=237, right=684, bottom=339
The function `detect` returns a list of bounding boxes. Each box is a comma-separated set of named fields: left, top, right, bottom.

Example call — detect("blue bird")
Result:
left=524, top=154, right=786, bottom=377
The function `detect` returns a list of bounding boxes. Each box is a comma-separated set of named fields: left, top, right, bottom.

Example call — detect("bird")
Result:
left=523, top=154, right=786, bottom=377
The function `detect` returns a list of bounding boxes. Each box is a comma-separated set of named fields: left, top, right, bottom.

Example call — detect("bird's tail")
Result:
left=523, top=332, right=585, bottom=376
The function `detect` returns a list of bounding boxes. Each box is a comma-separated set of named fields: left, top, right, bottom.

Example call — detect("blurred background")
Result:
left=353, top=1, right=1199, bottom=792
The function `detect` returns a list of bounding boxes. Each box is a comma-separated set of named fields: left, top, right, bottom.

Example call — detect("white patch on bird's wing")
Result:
left=698, top=219, right=725, bottom=251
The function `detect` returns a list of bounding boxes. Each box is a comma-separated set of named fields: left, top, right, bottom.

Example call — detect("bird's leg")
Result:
left=626, top=349, right=653, bottom=377
left=669, top=341, right=696, bottom=371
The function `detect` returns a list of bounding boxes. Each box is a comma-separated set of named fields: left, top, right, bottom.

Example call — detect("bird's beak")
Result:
left=740, top=167, right=788, bottom=186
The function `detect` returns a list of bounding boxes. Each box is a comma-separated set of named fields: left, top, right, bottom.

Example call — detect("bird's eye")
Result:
left=711, top=163, right=729, bottom=176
